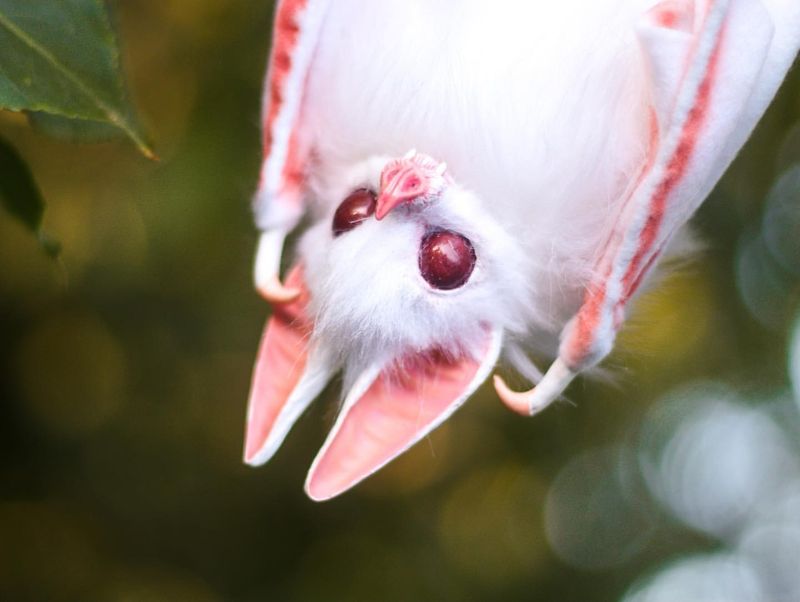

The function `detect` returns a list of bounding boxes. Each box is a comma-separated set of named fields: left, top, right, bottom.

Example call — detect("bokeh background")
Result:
left=1, top=2, right=800, bottom=601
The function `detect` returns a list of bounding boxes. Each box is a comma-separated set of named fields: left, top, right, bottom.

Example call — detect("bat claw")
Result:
left=254, top=228, right=299, bottom=304
left=493, top=358, right=577, bottom=417
left=257, top=276, right=301, bottom=304
left=493, top=375, right=538, bottom=416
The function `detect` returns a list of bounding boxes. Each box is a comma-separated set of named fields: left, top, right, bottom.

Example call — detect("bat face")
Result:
left=246, top=152, right=527, bottom=499
left=299, top=153, right=529, bottom=382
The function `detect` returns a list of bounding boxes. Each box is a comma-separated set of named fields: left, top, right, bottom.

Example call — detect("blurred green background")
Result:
left=1, top=2, right=800, bottom=601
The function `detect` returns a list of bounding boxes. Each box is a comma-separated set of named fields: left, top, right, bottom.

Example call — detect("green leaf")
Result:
left=0, top=137, right=43, bottom=230
left=0, top=136, right=60, bottom=257
left=0, top=0, right=153, bottom=157
left=27, top=110, right=126, bottom=144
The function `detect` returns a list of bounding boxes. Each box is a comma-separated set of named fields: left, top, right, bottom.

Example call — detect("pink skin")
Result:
left=376, top=153, right=451, bottom=219
left=304, top=333, right=497, bottom=501
left=244, top=266, right=313, bottom=464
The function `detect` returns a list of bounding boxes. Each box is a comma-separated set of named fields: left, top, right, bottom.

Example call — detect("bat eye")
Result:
left=332, top=189, right=377, bottom=236
left=419, top=229, right=476, bottom=290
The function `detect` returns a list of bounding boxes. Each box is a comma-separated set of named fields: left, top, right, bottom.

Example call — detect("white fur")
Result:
left=273, top=0, right=798, bottom=389
left=300, top=169, right=529, bottom=386
left=525, top=0, right=799, bottom=413
left=296, top=0, right=654, bottom=367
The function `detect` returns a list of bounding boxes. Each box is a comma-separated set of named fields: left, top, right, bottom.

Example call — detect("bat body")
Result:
left=300, top=0, right=648, bottom=350
left=246, top=0, right=800, bottom=500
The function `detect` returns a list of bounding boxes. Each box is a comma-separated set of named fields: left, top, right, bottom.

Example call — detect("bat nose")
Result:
left=375, top=191, right=406, bottom=220
left=377, top=151, right=451, bottom=219
left=376, top=174, right=423, bottom=219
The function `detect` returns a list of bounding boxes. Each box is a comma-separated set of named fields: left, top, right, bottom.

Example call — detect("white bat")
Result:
left=244, top=0, right=800, bottom=501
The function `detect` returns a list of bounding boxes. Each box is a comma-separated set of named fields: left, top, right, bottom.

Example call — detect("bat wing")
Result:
left=496, top=0, right=800, bottom=415
left=253, top=0, right=332, bottom=303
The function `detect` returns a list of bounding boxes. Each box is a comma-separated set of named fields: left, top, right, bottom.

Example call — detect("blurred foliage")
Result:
left=0, top=0, right=149, bottom=153
left=0, top=0, right=149, bottom=251
left=0, top=2, right=799, bottom=601
left=0, top=136, right=59, bottom=257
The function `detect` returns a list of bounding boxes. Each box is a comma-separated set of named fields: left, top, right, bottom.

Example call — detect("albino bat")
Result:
left=244, top=0, right=800, bottom=501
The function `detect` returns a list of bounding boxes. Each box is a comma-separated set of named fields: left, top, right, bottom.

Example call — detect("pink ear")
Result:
left=305, top=327, right=502, bottom=501
left=244, top=266, right=318, bottom=465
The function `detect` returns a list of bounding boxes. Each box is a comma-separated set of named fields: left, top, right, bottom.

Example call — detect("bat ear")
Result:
left=244, top=265, right=338, bottom=467
left=304, top=326, right=503, bottom=501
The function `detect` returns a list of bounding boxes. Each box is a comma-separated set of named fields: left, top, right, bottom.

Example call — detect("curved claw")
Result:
left=493, top=358, right=577, bottom=417
left=254, top=228, right=300, bottom=304
left=257, top=275, right=301, bottom=304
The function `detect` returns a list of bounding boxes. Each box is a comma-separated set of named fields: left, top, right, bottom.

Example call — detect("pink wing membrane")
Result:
left=254, top=0, right=331, bottom=231
left=563, top=0, right=775, bottom=370
left=305, top=328, right=503, bottom=501
left=498, top=0, right=800, bottom=414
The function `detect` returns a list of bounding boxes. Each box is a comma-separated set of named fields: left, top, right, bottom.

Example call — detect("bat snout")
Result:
left=377, top=152, right=450, bottom=219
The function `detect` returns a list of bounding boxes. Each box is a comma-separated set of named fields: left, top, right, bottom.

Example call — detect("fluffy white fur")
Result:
left=255, top=0, right=331, bottom=231
left=296, top=0, right=652, bottom=374
left=300, top=158, right=529, bottom=385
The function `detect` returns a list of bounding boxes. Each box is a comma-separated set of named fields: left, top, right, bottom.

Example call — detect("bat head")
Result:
left=245, top=151, right=532, bottom=500
left=302, top=151, right=529, bottom=373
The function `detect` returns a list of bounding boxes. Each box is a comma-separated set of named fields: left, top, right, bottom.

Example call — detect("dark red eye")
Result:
left=332, top=189, right=376, bottom=236
left=419, top=229, right=476, bottom=290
